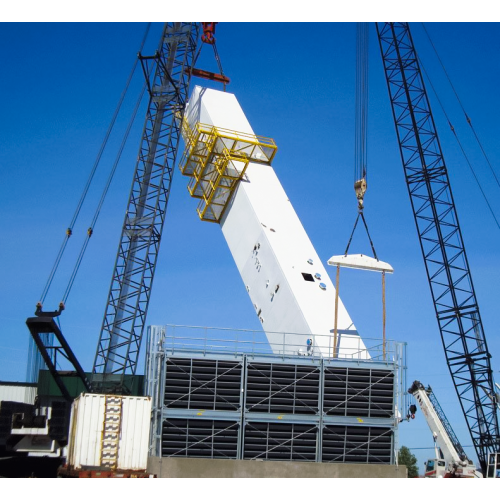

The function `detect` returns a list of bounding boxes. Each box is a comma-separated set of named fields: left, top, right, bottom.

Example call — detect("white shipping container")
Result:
left=67, top=393, right=151, bottom=471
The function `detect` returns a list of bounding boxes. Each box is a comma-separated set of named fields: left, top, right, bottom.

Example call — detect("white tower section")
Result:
left=183, top=86, right=369, bottom=359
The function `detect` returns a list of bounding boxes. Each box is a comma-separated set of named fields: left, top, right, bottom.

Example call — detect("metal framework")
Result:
left=145, top=325, right=406, bottom=464
left=26, top=316, right=91, bottom=401
left=92, top=23, right=200, bottom=393
left=179, top=122, right=277, bottom=222
left=376, top=22, right=500, bottom=470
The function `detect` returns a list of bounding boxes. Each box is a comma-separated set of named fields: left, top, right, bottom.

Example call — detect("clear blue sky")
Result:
left=1, top=22, right=500, bottom=473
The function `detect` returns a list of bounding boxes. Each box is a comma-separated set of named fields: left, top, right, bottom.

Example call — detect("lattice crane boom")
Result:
left=376, top=22, right=499, bottom=472
left=92, top=23, right=200, bottom=393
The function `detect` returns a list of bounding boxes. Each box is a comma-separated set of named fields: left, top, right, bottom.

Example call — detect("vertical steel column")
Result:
left=376, top=22, right=499, bottom=470
left=317, top=358, right=325, bottom=462
left=238, top=355, right=248, bottom=459
left=92, top=23, right=200, bottom=393
left=146, top=326, right=165, bottom=457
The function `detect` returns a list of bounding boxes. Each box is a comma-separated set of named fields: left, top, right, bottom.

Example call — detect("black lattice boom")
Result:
left=376, top=21, right=500, bottom=471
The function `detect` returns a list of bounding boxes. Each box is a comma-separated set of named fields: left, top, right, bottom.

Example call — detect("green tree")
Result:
left=398, top=446, right=419, bottom=478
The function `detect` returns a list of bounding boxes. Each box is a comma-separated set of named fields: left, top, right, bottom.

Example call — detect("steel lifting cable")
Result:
left=355, top=22, right=369, bottom=186
left=421, top=23, right=500, bottom=190
left=212, top=42, right=227, bottom=91
left=348, top=22, right=376, bottom=251
left=419, top=56, right=500, bottom=232
left=335, top=24, right=387, bottom=359
left=39, top=22, right=152, bottom=305
left=61, top=80, right=148, bottom=306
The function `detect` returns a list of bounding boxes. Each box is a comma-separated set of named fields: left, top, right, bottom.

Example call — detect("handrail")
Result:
left=147, top=324, right=402, bottom=363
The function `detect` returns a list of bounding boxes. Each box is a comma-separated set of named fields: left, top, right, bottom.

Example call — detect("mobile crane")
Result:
left=409, top=380, right=482, bottom=478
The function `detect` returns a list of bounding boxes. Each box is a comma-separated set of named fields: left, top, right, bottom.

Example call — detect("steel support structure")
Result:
left=92, top=23, right=200, bottom=394
left=26, top=316, right=92, bottom=401
left=151, top=353, right=399, bottom=463
left=376, top=22, right=499, bottom=470
left=145, top=325, right=405, bottom=464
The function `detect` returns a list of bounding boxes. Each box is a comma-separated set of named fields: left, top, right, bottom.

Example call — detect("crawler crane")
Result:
left=376, top=22, right=500, bottom=473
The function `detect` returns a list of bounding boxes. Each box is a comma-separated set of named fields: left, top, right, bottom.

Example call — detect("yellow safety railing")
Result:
left=179, top=121, right=277, bottom=223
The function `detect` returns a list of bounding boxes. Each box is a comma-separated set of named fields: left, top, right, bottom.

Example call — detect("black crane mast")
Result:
left=376, top=22, right=499, bottom=471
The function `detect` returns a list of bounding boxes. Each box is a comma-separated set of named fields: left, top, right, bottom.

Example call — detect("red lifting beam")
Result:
left=190, top=67, right=230, bottom=85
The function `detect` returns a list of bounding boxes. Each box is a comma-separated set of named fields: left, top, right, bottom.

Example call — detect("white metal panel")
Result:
left=67, top=394, right=151, bottom=471
left=0, top=383, right=36, bottom=404
left=117, top=395, right=151, bottom=470
left=186, top=85, right=255, bottom=135
left=184, top=87, right=369, bottom=359
left=67, top=393, right=102, bottom=469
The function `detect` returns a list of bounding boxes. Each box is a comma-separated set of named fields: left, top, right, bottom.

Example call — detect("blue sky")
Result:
left=1, top=22, right=500, bottom=472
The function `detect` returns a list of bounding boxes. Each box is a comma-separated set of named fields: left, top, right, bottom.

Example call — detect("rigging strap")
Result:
left=344, top=211, right=379, bottom=261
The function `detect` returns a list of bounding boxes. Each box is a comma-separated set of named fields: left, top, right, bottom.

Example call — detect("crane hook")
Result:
left=201, top=22, right=217, bottom=45
left=354, top=177, right=367, bottom=212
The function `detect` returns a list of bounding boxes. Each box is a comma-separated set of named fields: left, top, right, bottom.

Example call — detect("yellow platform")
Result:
left=179, top=122, right=277, bottom=222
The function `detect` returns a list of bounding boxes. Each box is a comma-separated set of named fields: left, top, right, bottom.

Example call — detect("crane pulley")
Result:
left=201, top=22, right=217, bottom=45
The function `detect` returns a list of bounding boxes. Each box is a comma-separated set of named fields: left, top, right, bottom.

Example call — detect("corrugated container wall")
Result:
left=67, top=394, right=151, bottom=471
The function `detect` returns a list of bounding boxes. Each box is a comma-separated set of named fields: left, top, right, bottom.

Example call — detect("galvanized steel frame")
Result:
left=145, top=326, right=406, bottom=464
left=376, top=21, right=500, bottom=470
left=92, top=23, right=200, bottom=394
left=147, top=323, right=400, bottom=361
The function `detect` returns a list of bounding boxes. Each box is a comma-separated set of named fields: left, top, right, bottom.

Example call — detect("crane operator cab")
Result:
left=424, top=459, right=446, bottom=478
